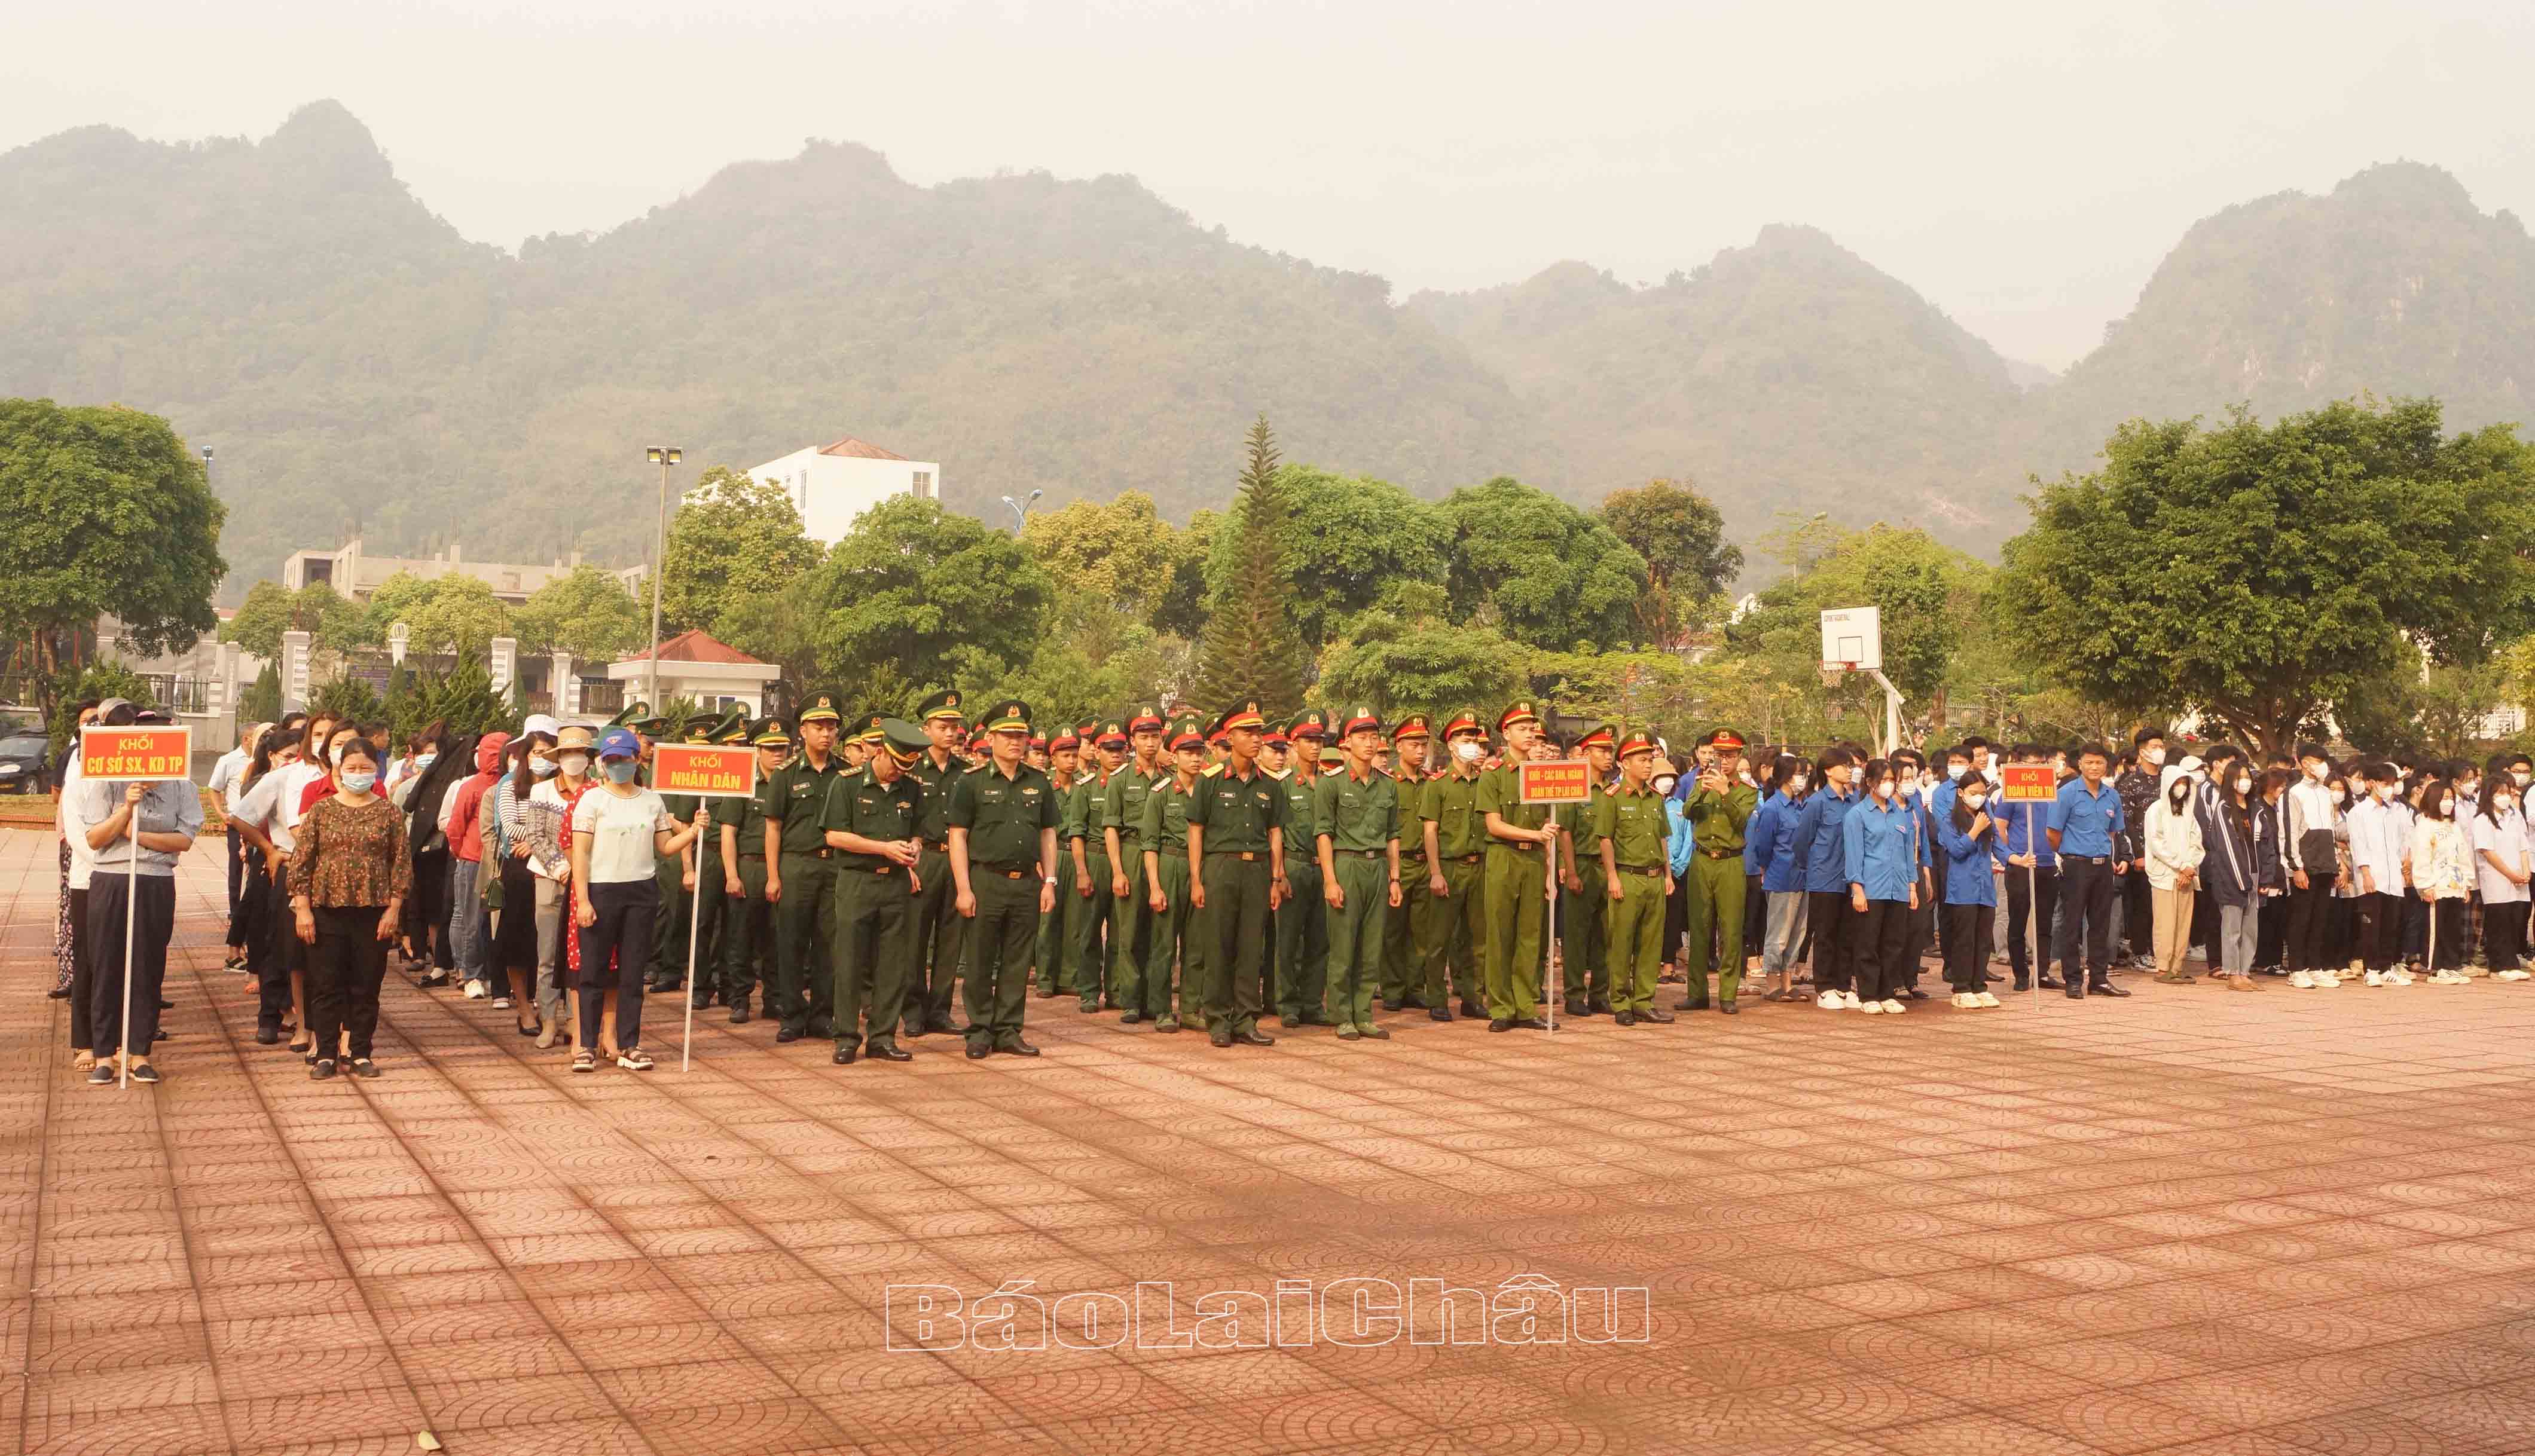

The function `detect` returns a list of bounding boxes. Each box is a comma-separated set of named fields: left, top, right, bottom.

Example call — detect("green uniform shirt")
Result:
left=1275, top=770, right=1318, bottom=851
left=1102, top=762, right=1164, bottom=846
left=661, top=791, right=703, bottom=861
left=949, top=761, right=1060, bottom=866
left=1138, top=775, right=1199, bottom=852
left=710, top=787, right=768, bottom=859
left=1063, top=770, right=1104, bottom=844
left=1688, top=782, right=1759, bottom=854
left=1594, top=782, right=1670, bottom=869
left=908, top=751, right=967, bottom=845
left=1474, top=762, right=1551, bottom=843
left=1559, top=782, right=1609, bottom=858
left=1186, top=762, right=1285, bottom=855
left=818, top=765, right=924, bottom=873
left=759, top=755, right=844, bottom=855
left=1423, top=766, right=1491, bottom=858
left=1314, top=766, right=1401, bottom=852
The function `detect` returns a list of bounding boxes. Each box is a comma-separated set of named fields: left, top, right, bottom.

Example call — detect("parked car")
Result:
left=0, top=733, right=51, bottom=794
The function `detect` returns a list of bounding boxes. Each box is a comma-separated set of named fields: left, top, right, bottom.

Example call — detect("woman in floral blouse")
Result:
left=289, top=737, right=413, bottom=1080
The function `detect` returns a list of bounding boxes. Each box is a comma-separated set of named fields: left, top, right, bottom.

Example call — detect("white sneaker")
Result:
left=2347, top=959, right=2365, bottom=974
left=2496, top=969, right=2531, bottom=981
left=2384, top=969, right=2414, bottom=986
left=1951, top=992, right=1978, bottom=1008
left=463, top=981, right=488, bottom=1000
left=1817, top=990, right=1843, bottom=1010
left=1880, top=998, right=1907, bottom=1014
left=1859, top=1000, right=1885, bottom=1014
left=1975, top=992, right=2001, bottom=1008
left=2434, top=969, right=2472, bottom=984
left=2289, top=971, right=2314, bottom=989
left=2364, top=969, right=2384, bottom=987
left=2312, top=969, right=2339, bottom=987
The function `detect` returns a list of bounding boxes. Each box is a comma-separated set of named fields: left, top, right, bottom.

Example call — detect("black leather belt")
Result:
left=1615, top=863, right=1662, bottom=875
left=1448, top=853, right=1482, bottom=865
left=1701, top=848, right=1737, bottom=860
left=868, top=863, right=903, bottom=876
left=1340, top=848, right=1386, bottom=859
left=1207, top=850, right=1263, bottom=861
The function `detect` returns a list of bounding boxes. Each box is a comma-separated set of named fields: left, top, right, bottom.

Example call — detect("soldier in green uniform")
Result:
left=821, top=716, right=929, bottom=1064
left=1272, top=711, right=1334, bottom=1026
left=680, top=709, right=750, bottom=1012
left=1102, top=706, right=1168, bottom=1021
left=643, top=711, right=707, bottom=993
left=1315, top=708, right=1403, bottom=1039
left=1376, top=716, right=1428, bottom=1009
left=1679, top=728, right=1758, bottom=1014
left=1418, top=709, right=1490, bottom=1020
left=762, top=689, right=847, bottom=1042
left=1066, top=720, right=1125, bottom=1006
left=949, top=699, right=1059, bottom=1058
left=903, top=689, right=970, bottom=1038
left=1134, top=715, right=1209, bottom=1030
left=1596, top=729, right=1678, bottom=1025
left=1034, top=726, right=1084, bottom=998
left=710, top=717, right=789, bottom=1023
left=1477, top=701, right=1556, bottom=1032
left=1556, top=723, right=1618, bottom=1018
left=1186, top=701, right=1287, bottom=1048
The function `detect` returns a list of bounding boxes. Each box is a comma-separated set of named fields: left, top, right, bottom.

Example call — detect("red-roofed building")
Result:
left=749, top=433, right=941, bottom=544
left=607, top=629, right=784, bottom=715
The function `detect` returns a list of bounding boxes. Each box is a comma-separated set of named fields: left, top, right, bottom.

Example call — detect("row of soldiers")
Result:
left=634, top=691, right=1765, bottom=1065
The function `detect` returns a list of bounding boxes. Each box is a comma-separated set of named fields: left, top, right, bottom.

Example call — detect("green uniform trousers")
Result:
left=1421, top=855, right=1486, bottom=1010
left=771, top=852, right=836, bottom=1033
left=686, top=852, right=728, bottom=1005
left=1108, top=842, right=1153, bottom=1011
left=833, top=865, right=912, bottom=1053
left=719, top=857, right=771, bottom=1010
left=1034, top=851, right=1074, bottom=995
left=906, top=847, right=965, bottom=1033
left=963, top=870, right=1036, bottom=1051
left=1560, top=879, right=1608, bottom=1009
left=1273, top=858, right=1328, bottom=1021
left=1685, top=852, right=1748, bottom=1005
left=1068, top=847, right=1115, bottom=1006
left=1323, top=855, right=1387, bottom=1030
left=1606, top=870, right=1667, bottom=1013
left=649, top=851, right=690, bottom=987
left=1483, top=844, right=1549, bottom=1020
left=1200, top=854, right=1271, bottom=1037
left=1379, top=873, right=1416, bottom=1005
left=1135, top=854, right=1196, bottom=1023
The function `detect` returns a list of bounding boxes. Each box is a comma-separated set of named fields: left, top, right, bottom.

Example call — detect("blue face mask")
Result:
left=340, top=769, right=378, bottom=794
left=413, top=753, right=437, bottom=772
left=603, top=758, right=640, bottom=785
left=530, top=755, right=559, bottom=778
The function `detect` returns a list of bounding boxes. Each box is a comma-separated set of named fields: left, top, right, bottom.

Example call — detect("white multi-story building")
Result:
left=747, top=435, right=940, bottom=545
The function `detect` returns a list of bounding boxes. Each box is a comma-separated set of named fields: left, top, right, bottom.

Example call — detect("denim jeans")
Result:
left=448, top=858, right=487, bottom=986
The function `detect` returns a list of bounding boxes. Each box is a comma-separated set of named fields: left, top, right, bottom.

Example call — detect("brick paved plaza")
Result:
left=5, top=827, right=2534, bottom=1455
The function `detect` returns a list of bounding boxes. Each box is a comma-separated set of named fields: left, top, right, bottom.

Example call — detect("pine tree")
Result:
left=1193, top=415, right=1309, bottom=719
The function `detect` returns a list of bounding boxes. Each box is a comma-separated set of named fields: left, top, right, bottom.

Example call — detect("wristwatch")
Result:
left=1042, top=873, right=1057, bottom=885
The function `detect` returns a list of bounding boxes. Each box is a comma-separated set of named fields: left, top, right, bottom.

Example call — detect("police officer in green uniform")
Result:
left=949, top=699, right=1059, bottom=1058
left=1596, top=729, right=1678, bottom=1025
left=1102, top=706, right=1168, bottom=1020
left=904, top=689, right=970, bottom=1038
left=1315, top=708, right=1403, bottom=1039
left=1034, top=726, right=1085, bottom=998
left=1186, top=702, right=1287, bottom=1048
left=1067, top=720, right=1125, bottom=1005
left=1679, top=727, right=1758, bottom=1013
left=1418, top=709, right=1490, bottom=1020
left=1556, top=723, right=1618, bottom=1018
left=1477, top=701, right=1555, bottom=1032
left=1134, top=715, right=1208, bottom=1029
left=1379, top=715, right=1434, bottom=1011
left=1272, top=711, right=1334, bottom=1026
left=821, top=716, right=929, bottom=1064
left=711, top=717, right=789, bottom=1023
left=762, top=690, right=847, bottom=1042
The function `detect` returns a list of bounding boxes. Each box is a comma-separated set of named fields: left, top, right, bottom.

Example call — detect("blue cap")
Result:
left=597, top=727, right=641, bottom=760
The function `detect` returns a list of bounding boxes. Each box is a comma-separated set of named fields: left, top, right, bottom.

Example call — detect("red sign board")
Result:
left=80, top=725, right=192, bottom=782
left=652, top=743, right=757, bottom=799
left=1999, top=764, right=2057, bottom=803
left=1518, top=760, right=1592, bottom=806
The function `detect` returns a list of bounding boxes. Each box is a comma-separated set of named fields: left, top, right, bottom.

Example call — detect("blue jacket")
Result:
left=1843, top=795, right=1921, bottom=902
left=1663, top=797, right=1694, bottom=876
left=1755, top=792, right=1810, bottom=894
left=1742, top=793, right=1788, bottom=879
left=1788, top=785, right=1858, bottom=895
left=1937, top=815, right=1999, bottom=907
left=1993, top=793, right=2058, bottom=871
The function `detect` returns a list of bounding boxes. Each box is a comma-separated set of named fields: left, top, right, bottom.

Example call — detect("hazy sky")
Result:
left=11, top=1, right=2532, bottom=368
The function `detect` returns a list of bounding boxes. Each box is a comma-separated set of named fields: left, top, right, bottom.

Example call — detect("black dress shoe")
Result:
left=1299, top=1012, right=1340, bottom=1026
left=46, top=986, right=71, bottom=1000
left=1721, top=1001, right=1739, bottom=1014
left=775, top=1026, right=802, bottom=1043
left=1587, top=998, right=1614, bottom=1015
left=1639, top=1007, right=1676, bottom=1024
left=1035, top=986, right=1062, bottom=999
left=807, top=1020, right=835, bottom=1039
left=2038, top=975, right=2066, bottom=990
left=871, top=1045, right=912, bottom=1062
left=1985, top=972, right=2004, bottom=984
left=2011, top=979, right=2031, bottom=992
left=966, top=1042, right=991, bottom=1059
left=1511, top=1016, right=1547, bottom=1030
left=1077, top=999, right=1099, bottom=1014
left=159, top=999, right=174, bottom=1010
left=255, top=1026, right=280, bottom=1045
left=729, top=1004, right=752, bottom=1024
left=1461, top=999, right=1485, bottom=1018
left=1486, top=1017, right=1513, bottom=1033
left=1232, top=1029, right=1275, bottom=1047
left=832, top=1045, right=857, bottom=1065
left=1902, top=986, right=1928, bottom=1001
left=2065, top=985, right=2086, bottom=999
left=1614, top=1010, right=1637, bottom=1026
left=1210, top=1030, right=1233, bottom=1048
left=996, top=1041, right=1042, bottom=1057
left=1119, top=1010, right=1143, bottom=1024
left=1428, top=1007, right=1453, bottom=1022
left=1563, top=999, right=1588, bottom=1017
left=903, top=1021, right=929, bottom=1038
left=1401, top=996, right=1429, bottom=1010
left=2089, top=981, right=2131, bottom=998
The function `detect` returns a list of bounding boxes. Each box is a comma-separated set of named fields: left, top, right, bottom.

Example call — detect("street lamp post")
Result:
left=998, top=489, right=1043, bottom=535
left=644, top=446, right=683, bottom=713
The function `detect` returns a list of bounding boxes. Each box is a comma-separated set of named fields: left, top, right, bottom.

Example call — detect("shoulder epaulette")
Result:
left=1201, top=764, right=1225, bottom=778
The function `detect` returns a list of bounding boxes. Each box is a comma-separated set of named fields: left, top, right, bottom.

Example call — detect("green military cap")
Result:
left=1617, top=729, right=1659, bottom=760
left=1287, top=708, right=1328, bottom=741
left=630, top=714, right=668, bottom=738
left=604, top=700, right=646, bottom=729
left=1128, top=705, right=1165, bottom=734
left=796, top=689, right=844, bottom=724
left=1165, top=714, right=1207, bottom=752
left=1095, top=718, right=1128, bottom=748
left=1071, top=718, right=1099, bottom=745
left=982, top=698, right=1031, bottom=734
left=711, top=709, right=752, bottom=745
left=678, top=711, right=720, bottom=744
left=878, top=717, right=930, bottom=763
left=1496, top=700, right=1541, bottom=732
left=750, top=716, right=793, bottom=748
left=1220, top=699, right=1267, bottom=733
left=1576, top=722, right=1618, bottom=752
left=917, top=688, right=966, bottom=724
left=850, top=708, right=887, bottom=745
left=1335, top=706, right=1381, bottom=737
left=1439, top=708, right=1483, bottom=741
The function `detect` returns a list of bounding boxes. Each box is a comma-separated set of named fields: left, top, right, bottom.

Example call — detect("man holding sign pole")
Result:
left=76, top=702, right=200, bottom=1086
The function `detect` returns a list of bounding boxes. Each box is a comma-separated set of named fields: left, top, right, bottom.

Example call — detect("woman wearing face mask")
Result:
left=2253, top=767, right=2293, bottom=973
left=1748, top=754, right=1812, bottom=1002
left=1840, top=758, right=1919, bottom=1015
left=2409, top=784, right=2473, bottom=983
left=288, top=738, right=410, bottom=1079
left=438, top=730, right=511, bottom=1000
left=2471, top=767, right=2530, bottom=980
left=528, top=727, right=592, bottom=1046
left=1653, top=764, right=1688, bottom=983
left=224, top=727, right=307, bottom=1046
left=569, top=728, right=709, bottom=1072
left=399, top=724, right=462, bottom=982
left=1937, top=771, right=2002, bottom=1008
left=490, top=735, right=555, bottom=1035
left=1787, top=748, right=1862, bottom=1008
left=2141, top=768, right=2206, bottom=985
left=2200, top=764, right=2265, bottom=990
left=1738, top=748, right=1784, bottom=990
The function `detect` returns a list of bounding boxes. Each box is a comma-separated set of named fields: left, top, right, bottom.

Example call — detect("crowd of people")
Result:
left=47, top=693, right=2534, bottom=1085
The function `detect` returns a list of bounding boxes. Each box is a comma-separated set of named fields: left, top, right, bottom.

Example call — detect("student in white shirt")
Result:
left=2345, top=767, right=2409, bottom=978
left=2410, top=785, right=2474, bottom=982
left=2472, top=781, right=2531, bottom=980
left=208, top=723, right=259, bottom=966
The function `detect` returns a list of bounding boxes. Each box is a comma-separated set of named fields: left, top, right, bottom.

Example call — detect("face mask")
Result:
left=1651, top=776, right=1677, bottom=797
left=340, top=768, right=377, bottom=794
left=2234, top=776, right=2252, bottom=794
left=531, top=755, right=559, bottom=778
left=2377, top=785, right=2395, bottom=802
left=2143, top=747, right=2165, bottom=767
left=1873, top=781, right=1896, bottom=801
left=2462, top=781, right=2479, bottom=799
left=2516, top=771, right=2530, bottom=788
left=1453, top=739, right=1483, bottom=764
left=413, top=753, right=436, bottom=771
left=2441, top=799, right=2456, bottom=817
left=2308, top=763, right=2328, bottom=781
left=560, top=753, right=590, bottom=777
left=603, top=758, right=639, bottom=785
left=2498, top=794, right=2517, bottom=812
left=1962, top=793, right=1986, bottom=810
left=2331, top=788, right=2347, bottom=805
left=327, top=744, right=345, bottom=765
left=1784, top=776, right=1808, bottom=795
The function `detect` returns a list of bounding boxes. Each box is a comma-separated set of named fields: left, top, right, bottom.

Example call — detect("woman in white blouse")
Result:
left=2409, top=784, right=2474, bottom=983
left=569, top=727, right=707, bottom=1072
left=2472, top=774, right=2532, bottom=981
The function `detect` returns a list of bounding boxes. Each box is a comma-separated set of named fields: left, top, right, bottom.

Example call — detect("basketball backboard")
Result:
left=1819, top=605, right=1882, bottom=673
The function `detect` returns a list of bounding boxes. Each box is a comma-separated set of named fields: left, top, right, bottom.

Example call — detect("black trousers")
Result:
left=68, top=885, right=93, bottom=1050
left=2284, top=882, right=2334, bottom=973
left=2256, top=893, right=2287, bottom=968
left=1901, top=894, right=1935, bottom=986
left=225, top=826, right=248, bottom=941
left=1740, top=874, right=1766, bottom=962
left=2485, top=898, right=2528, bottom=972
left=577, top=879, right=659, bottom=1050
left=1806, top=889, right=1855, bottom=993
left=2422, top=895, right=2465, bottom=972
left=2054, top=857, right=2116, bottom=991
left=1942, top=903, right=1995, bottom=992
left=310, top=905, right=390, bottom=1060
left=2354, top=892, right=2403, bottom=971
left=259, top=863, right=300, bottom=1030
left=88, top=872, right=174, bottom=1059
left=2003, top=863, right=2058, bottom=987
left=1851, top=899, right=1909, bottom=1002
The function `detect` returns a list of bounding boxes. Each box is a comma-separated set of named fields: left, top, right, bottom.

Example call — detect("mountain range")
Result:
left=4, top=99, right=2530, bottom=595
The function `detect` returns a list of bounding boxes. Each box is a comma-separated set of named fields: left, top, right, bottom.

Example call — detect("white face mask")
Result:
left=2377, top=784, right=2395, bottom=802
left=2234, top=776, right=2252, bottom=794
left=2308, top=762, right=2328, bottom=781
left=2516, top=770, right=2530, bottom=788
left=2441, top=799, right=2456, bottom=817
left=1962, top=793, right=1986, bottom=810
left=531, top=755, right=559, bottom=778
left=2331, top=788, right=2348, bottom=806
left=560, top=753, right=590, bottom=777
left=1453, top=739, right=1484, bottom=764
left=1873, top=781, right=1896, bottom=802
left=1783, top=776, right=1808, bottom=795
left=2143, top=747, right=2165, bottom=767
left=2498, top=794, right=2517, bottom=812
left=1651, top=776, right=1677, bottom=797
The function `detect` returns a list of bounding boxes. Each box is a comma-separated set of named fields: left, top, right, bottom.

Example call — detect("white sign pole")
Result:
left=682, top=845, right=704, bottom=1072
left=1544, top=840, right=1558, bottom=1035
left=2029, top=805, right=2041, bottom=1010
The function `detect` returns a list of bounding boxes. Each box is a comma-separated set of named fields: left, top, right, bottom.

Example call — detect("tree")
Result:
left=1193, top=416, right=1311, bottom=717
left=1314, top=583, right=1524, bottom=720
left=44, top=659, right=157, bottom=760
left=1154, top=509, right=1216, bottom=640
left=1600, top=478, right=1743, bottom=646
left=402, top=575, right=511, bottom=657
left=1998, top=399, right=2535, bottom=757
left=515, top=564, right=646, bottom=660
left=798, top=495, right=1052, bottom=690
left=660, top=466, right=821, bottom=639
left=1437, top=476, right=1647, bottom=652
left=1724, top=521, right=1989, bottom=737
left=239, top=661, right=282, bottom=726
left=1022, top=490, right=1186, bottom=626
left=0, top=399, right=225, bottom=729
left=222, top=579, right=367, bottom=659
left=1257, top=465, right=1452, bottom=649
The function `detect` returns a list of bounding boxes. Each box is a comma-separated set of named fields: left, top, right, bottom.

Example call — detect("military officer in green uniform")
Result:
left=1134, top=715, right=1209, bottom=1030
left=904, top=689, right=970, bottom=1038
left=1272, top=711, right=1334, bottom=1026
left=1380, top=715, right=1434, bottom=1010
left=678, top=709, right=750, bottom=1011
left=821, top=716, right=929, bottom=1064
left=1556, top=723, right=1618, bottom=1018
left=1033, top=726, right=1084, bottom=998
left=1418, top=709, right=1490, bottom=1020
left=710, top=717, right=788, bottom=1022
left=1315, top=708, right=1403, bottom=1039
left=948, top=699, right=1059, bottom=1058
left=1680, top=727, right=1758, bottom=1013
left=1477, top=701, right=1556, bottom=1031
left=645, top=711, right=716, bottom=993
left=1101, top=706, right=1168, bottom=1020
left=1065, top=720, right=1125, bottom=1005
left=1186, top=701, right=1287, bottom=1048
left=762, top=690, right=847, bottom=1042
left=1596, top=729, right=1678, bottom=1025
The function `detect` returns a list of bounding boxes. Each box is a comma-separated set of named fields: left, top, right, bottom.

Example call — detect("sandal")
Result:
left=615, top=1049, right=654, bottom=1071
left=571, top=1050, right=596, bottom=1074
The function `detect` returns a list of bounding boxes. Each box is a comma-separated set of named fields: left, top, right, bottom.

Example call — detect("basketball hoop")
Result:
left=1819, top=661, right=1852, bottom=689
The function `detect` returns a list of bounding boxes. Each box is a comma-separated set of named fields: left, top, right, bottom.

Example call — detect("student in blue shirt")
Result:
left=1746, top=753, right=1812, bottom=1002
left=1842, top=758, right=1921, bottom=1014
left=1786, top=747, right=1861, bottom=1008
left=1993, top=743, right=2063, bottom=992
left=2047, top=742, right=2131, bottom=1000
left=1938, top=773, right=2002, bottom=1008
